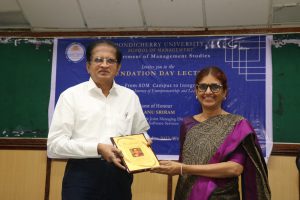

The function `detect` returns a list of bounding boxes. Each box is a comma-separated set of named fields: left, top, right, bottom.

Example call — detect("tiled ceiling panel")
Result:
left=18, top=0, right=85, bottom=28
left=0, top=11, right=29, bottom=27
left=79, top=0, right=143, bottom=28
left=0, top=0, right=29, bottom=28
left=141, top=0, right=203, bottom=27
left=273, top=5, right=300, bottom=23
left=0, top=0, right=21, bottom=12
left=273, top=0, right=300, bottom=5
left=206, top=0, right=269, bottom=27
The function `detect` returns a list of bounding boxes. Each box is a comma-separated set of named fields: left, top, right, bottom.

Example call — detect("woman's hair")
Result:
left=195, top=66, right=228, bottom=91
left=86, top=40, right=122, bottom=63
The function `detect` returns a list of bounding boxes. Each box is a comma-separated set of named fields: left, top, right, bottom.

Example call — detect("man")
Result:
left=47, top=40, right=150, bottom=200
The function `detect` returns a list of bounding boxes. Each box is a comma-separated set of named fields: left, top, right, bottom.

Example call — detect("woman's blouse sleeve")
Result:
left=227, top=145, right=247, bottom=166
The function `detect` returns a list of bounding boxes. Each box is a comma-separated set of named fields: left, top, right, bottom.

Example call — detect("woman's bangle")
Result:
left=180, top=164, right=183, bottom=175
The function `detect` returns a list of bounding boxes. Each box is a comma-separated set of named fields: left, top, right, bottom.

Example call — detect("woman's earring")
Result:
left=224, top=96, right=227, bottom=100
left=196, top=96, right=198, bottom=99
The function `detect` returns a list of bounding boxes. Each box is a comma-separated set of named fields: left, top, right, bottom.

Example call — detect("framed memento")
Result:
left=111, top=134, right=159, bottom=173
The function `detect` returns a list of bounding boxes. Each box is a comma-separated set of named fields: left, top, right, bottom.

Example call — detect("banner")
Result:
left=49, top=36, right=273, bottom=160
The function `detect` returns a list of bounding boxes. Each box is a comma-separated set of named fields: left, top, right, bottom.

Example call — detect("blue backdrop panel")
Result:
left=52, top=36, right=267, bottom=158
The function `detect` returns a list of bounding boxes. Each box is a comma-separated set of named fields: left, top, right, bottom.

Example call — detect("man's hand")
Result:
left=97, top=143, right=126, bottom=170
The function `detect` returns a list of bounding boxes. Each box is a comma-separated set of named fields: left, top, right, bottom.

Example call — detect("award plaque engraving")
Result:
left=111, top=134, right=159, bottom=173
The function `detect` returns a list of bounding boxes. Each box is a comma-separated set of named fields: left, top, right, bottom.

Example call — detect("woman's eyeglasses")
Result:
left=196, top=83, right=223, bottom=93
left=92, top=57, right=118, bottom=65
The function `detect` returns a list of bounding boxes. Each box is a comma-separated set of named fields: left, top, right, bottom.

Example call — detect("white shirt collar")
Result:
left=87, top=77, right=118, bottom=95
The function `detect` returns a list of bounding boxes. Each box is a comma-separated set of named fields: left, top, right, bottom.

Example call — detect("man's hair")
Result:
left=86, top=40, right=122, bottom=63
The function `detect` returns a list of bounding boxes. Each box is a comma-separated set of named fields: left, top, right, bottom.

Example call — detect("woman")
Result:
left=151, top=66, right=271, bottom=200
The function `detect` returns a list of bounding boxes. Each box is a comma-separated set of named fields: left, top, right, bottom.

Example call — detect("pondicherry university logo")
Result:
left=65, top=42, right=85, bottom=63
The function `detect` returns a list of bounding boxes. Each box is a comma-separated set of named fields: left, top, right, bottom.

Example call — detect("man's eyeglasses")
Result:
left=92, top=57, right=118, bottom=65
left=196, top=83, right=223, bottom=93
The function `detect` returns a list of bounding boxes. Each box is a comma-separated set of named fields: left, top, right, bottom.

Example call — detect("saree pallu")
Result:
left=175, top=114, right=271, bottom=200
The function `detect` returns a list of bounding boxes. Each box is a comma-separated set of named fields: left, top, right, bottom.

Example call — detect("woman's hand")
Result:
left=146, top=137, right=153, bottom=147
left=151, top=160, right=183, bottom=176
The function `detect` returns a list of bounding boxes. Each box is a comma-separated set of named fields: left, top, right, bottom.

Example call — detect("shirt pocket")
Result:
left=115, top=113, right=133, bottom=135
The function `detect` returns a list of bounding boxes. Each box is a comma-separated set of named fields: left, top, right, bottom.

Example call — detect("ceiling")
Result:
left=0, top=0, right=300, bottom=32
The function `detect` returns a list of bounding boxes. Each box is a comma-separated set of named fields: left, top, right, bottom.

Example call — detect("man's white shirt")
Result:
left=47, top=78, right=150, bottom=159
